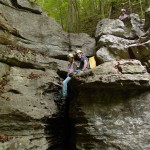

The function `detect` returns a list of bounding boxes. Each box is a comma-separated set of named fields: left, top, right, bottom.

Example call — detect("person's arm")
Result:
left=82, top=60, right=88, bottom=71
left=73, top=63, right=77, bottom=70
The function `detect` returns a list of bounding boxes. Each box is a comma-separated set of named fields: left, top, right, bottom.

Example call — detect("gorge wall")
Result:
left=70, top=8, right=150, bottom=150
left=0, top=0, right=95, bottom=149
left=0, top=0, right=150, bottom=150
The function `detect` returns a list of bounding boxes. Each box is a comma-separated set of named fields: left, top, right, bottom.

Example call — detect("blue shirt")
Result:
left=79, top=56, right=89, bottom=69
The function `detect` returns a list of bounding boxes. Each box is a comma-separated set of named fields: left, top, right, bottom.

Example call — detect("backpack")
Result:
left=89, top=56, right=96, bottom=69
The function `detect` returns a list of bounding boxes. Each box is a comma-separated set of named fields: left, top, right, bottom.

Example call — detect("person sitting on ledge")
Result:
left=75, top=49, right=89, bottom=73
left=119, top=9, right=129, bottom=21
left=61, top=53, right=77, bottom=99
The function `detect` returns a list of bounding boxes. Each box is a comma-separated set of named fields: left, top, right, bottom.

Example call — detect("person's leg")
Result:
left=75, top=69, right=82, bottom=73
left=62, top=76, right=71, bottom=97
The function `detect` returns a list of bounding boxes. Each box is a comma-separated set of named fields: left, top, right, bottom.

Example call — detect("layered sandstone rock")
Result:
left=70, top=60, right=150, bottom=150
left=95, top=13, right=150, bottom=66
left=0, top=0, right=149, bottom=150
left=0, top=0, right=94, bottom=149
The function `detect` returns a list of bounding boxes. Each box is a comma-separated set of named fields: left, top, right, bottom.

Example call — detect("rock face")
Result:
left=95, top=14, right=150, bottom=66
left=0, top=0, right=95, bottom=149
left=0, top=0, right=95, bottom=59
left=0, top=0, right=150, bottom=150
left=69, top=10, right=150, bottom=150
left=70, top=60, right=150, bottom=150
left=69, top=33, right=95, bottom=56
left=0, top=44, right=67, bottom=149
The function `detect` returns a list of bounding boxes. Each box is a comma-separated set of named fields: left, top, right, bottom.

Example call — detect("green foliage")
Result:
left=29, top=0, right=37, bottom=2
left=37, top=0, right=149, bottom=36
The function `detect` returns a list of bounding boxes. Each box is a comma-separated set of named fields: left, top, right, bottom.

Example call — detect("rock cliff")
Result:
left=0, top=0, right=150, bottom=150
left=69, top=7, right=150, bottom=150
left=0, top=0, right=95, bottom=149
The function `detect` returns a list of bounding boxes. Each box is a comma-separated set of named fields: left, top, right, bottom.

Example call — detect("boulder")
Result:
left=0, top=44, right=68, bottom=73
left=0, top=58, right=66, bottom=149
left=96, top=47, right=115, bottom=63
left=129, top=13, right=145, bottom=38
left=0, top=1, right=95, bottom=59
left=70, top=89, right=150, bottom=150
left=0, top=63, right=9, bottom=78
left=69, top=33, right=96, bottom=56
left=2, top=67, right=60, bottom=119
left=95, top=19, right=125, bottom=40
left=0, top=3, right=69, bottom=58
left=0, top=1, right=70, bottom=149
left=16, top=0, right=42, bottom=14
left=95, top=13, right=149, bottom=63
left=96, top=35, right=135, bottom=62
left=71, top=60, right=149, bottom=89
left=0, top=0, right=12, bottom=7
left=70, top=60, right=150, bottom=150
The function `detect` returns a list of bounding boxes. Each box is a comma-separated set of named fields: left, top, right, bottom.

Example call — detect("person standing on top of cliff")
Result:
left=61, top=53, right=77, bottom=99
left=119, top=9, right=129, bottom=21
left=75, top=49, right=89, bottom=73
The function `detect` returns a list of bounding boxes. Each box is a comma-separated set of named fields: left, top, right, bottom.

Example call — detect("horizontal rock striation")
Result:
left=70, top=60, right=150, bottom=150
left=0, top=0, right=94, bottom=149
left=95, top=11, right=150, bottom=69
left=0, top=0, right=149, bottom=149
left=71, top=60, right=150, bottom=89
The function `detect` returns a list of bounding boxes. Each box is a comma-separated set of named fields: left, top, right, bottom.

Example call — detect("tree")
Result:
left=36, top=0, right=149, bottom=35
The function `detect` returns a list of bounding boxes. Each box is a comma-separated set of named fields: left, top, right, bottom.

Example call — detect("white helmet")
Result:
left=121, top=8, right=126, bottom=12
left=76, top=49, right=82, bottom=54
left=67, top=53, right=74, bottom=58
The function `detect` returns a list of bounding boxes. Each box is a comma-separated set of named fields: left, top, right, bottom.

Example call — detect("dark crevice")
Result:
left=44, top=117, right=75, bottom=150
left=0, top=0, right=41, bottom=15
left=0, top=59, right=45, bottom=71
left=0, top=1, right=14, bottom=9
left=0, top=26, right=33, bottom=43
left=50, top=55, right=68, bottom=61
left=57, top=70, right=68, bottom=80
left=128, top=47, right=136, bottom=59
left=0, top=15, right=36, bottom=42
left=10, top=0, right=42, bottom=15
left=8, top=89, right=22, bottom=94
left=43, top=84, right=76, bottom=150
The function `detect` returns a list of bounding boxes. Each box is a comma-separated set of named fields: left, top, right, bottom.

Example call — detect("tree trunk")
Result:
left=42, top=0, right=45, bottom=8
left=139, top=0, right=144, bottom=17
left=128, top=0, right=132, bottom=13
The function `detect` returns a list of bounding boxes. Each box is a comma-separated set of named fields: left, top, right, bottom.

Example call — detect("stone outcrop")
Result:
left=95, top=13, right=150, bottom=66
left=71, top=60, right=149, bottom=89
left=69, top=9, right=150, bottom=150
left=70, top=60, right=150, bottom=150
left=0, top=0, right=95, bottom=149
left=0, top=45, right=67, bottom=149
left=0, top=0, right=150, bottom=150
left=0, top=0, right=95, bottom=59
left=69, top=33, right=95, bottom=56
